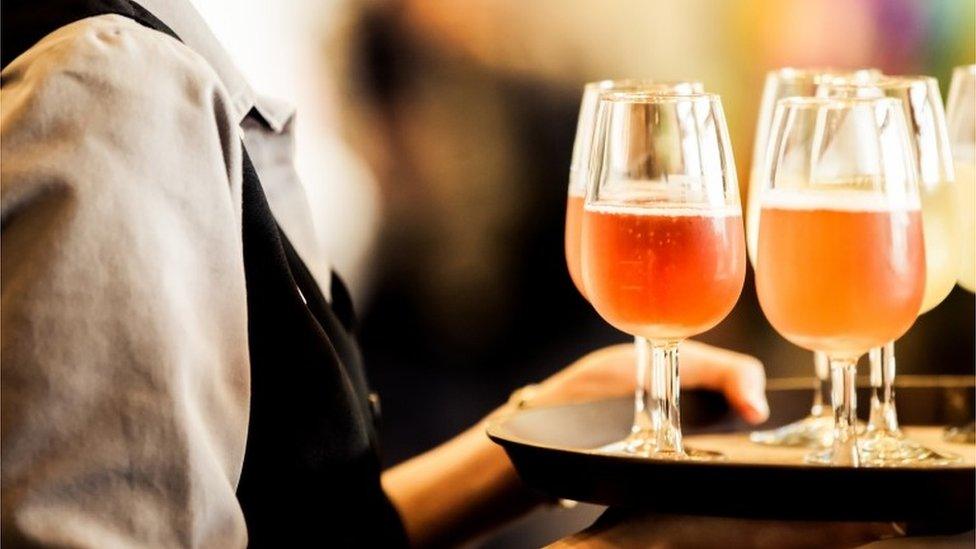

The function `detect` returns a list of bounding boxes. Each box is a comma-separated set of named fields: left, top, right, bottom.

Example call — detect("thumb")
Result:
left=722, top=358, right=769, bottom=425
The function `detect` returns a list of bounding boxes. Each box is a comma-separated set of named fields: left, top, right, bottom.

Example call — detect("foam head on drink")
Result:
left=756, top=188, right=925, bottom=357
left=581, top=201, right=745, bottom=341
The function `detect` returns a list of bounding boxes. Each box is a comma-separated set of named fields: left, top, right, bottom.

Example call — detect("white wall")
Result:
left=190, top=0, right=382, bottom=302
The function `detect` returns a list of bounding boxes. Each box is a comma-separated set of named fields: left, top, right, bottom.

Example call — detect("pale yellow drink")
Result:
left=918, top=182, right=961, bottom=312
left=956, top=161, right=976, bottom=292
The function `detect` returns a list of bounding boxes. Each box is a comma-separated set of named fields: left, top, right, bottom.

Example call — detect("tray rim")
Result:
left=488, top=421, right=976, bottom=473
left=764, top=374, right=976, bottom=390
left=487, top=378, right=976, bottom=473
left=488, top=380, right=975, bottom=522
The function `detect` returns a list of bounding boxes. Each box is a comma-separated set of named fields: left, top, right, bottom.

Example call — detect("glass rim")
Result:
left=583, top=78, right=704, bottom=92
left=768, top=66, right=882, bottom=80
left=953, top=64, right=976, bottom=75
left=776, top=95, right=902, bottom=110
left=823, top=74, right=937, bottom=90
left=598, top=90, right=719, bottom=104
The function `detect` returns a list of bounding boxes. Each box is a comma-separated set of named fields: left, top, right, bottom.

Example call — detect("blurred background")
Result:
left=197, top=0, right=975, bottom=545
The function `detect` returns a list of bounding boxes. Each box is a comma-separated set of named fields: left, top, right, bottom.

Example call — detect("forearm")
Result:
left=380, top=341, right=769, bottom=547
left=382, top=410, right=542, bottom=547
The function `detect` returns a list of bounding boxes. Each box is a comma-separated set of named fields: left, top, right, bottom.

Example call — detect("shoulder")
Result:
left=2, top=14, right=230, bottom=121
left=1, top=14, right=243, bottom=221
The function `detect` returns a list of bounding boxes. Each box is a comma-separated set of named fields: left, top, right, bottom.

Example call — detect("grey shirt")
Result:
left=2, top=3, right=328, bottom=546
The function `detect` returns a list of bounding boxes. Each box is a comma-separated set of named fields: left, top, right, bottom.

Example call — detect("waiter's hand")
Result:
left=527, top=340, right=769, bottom=424
left=385, top=340, right=769, bottom=546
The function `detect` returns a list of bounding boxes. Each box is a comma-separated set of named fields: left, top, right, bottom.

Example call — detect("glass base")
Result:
left=749, top=415, right=834, bottom=448
left=645, top=447, right=725, bottom=461
left=599, top=439, right=724, bottom=461
left=944, top=421, right=976, bottom=444
left=622, top=428, right=656, bottom=454
left=858, top=432, right=960, bottom=467
left=805, top=433, right=960, bottom=467
left=805, top=447, right=855, bottom=466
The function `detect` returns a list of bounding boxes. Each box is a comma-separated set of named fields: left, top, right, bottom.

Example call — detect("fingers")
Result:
left=681, top=340, right=769, bottom=425
left=537, top=340, right=769, bottom=426
left=532, top=343, right=634, bottom=406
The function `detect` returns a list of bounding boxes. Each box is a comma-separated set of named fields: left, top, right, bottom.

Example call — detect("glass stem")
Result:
left=651, top=340, right=683, bottom=455
left=810, top=351, right=829, bottom=417
left=829, top=356, right=860, bottom=466
left=867, top=341, right=900, bottom=436
left=631, top=336, right=656, bottom=438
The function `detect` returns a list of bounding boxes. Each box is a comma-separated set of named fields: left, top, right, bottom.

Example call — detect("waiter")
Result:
left=0, top=1, right=769, bottom=546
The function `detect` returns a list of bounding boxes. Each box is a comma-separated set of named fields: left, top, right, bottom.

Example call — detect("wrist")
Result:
left=482, top=384, right=578, bottom=510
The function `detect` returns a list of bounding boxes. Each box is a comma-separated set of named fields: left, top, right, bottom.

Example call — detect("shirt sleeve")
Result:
left=1, top=15, right=250, bottom=548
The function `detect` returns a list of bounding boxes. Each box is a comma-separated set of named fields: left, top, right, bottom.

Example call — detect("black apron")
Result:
left=2, top=2, right=408, bottom=546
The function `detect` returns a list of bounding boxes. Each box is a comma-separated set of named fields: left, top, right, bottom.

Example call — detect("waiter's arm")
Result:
left=1, top=15, right=250, bottom=547
left=383, top=340, right=768, bottom=547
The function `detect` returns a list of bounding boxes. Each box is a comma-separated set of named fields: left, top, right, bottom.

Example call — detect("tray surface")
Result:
left=488, top=376, right=976, bottom=524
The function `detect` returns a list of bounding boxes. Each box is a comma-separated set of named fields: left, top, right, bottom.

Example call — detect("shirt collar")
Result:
left=135, top=0, right=291, bottom=132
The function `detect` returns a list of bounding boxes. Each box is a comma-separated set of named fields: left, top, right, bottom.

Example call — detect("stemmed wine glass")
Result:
left=755, top=96, right=926, bottom=466
left=747, top=67, right=882, bottom=448
left=817, top=75, right=959, bottom=465
left=582, top=91, right=745, bottom=459
left=566, top=79, right=704, bottom=454
left=944, top=64, right=976, bottom=444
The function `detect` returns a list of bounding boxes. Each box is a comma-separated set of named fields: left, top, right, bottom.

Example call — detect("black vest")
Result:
left=2, top=2, right=407, bottom=546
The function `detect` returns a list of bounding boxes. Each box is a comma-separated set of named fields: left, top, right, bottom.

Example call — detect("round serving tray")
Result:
left=487, top=376, right=975, bottom=524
